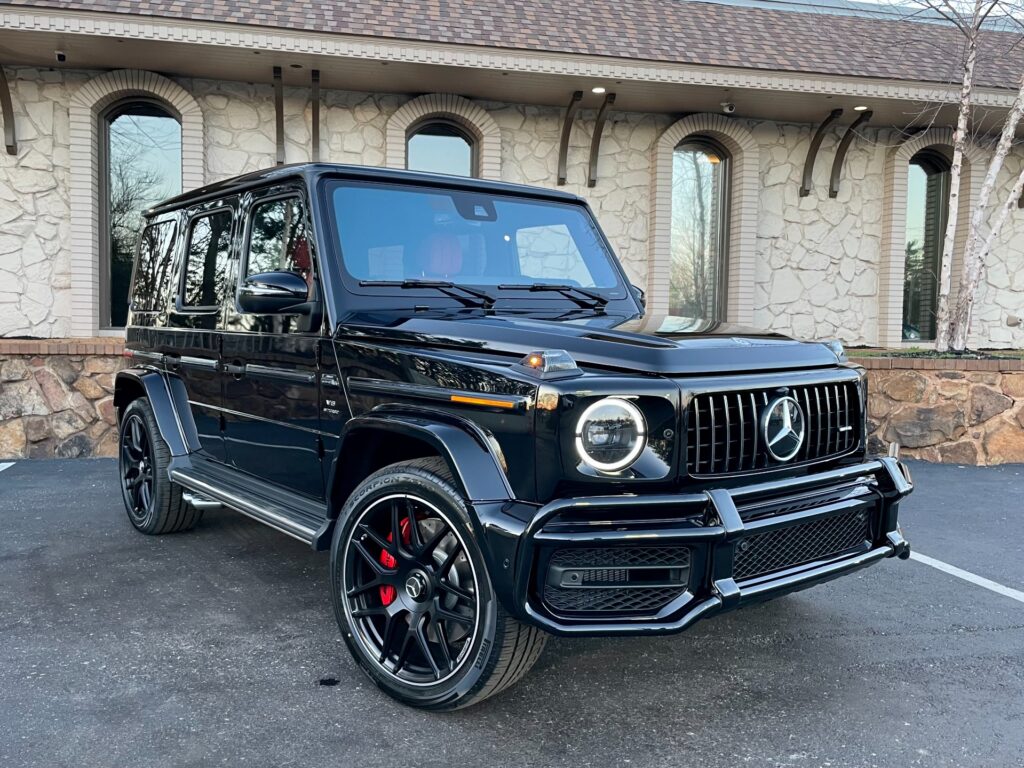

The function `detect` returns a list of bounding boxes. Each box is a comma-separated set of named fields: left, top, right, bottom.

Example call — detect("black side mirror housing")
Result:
left=238, top=271, right=311, bottom=315
left=630, top=283, right=646, bottom=310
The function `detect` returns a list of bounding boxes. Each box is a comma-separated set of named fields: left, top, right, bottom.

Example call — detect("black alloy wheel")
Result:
left=117, top=398, right=201, bottom=535
left=331, top=458, right=547, bottom=710
left=342, top=492, right=479, bottom=686
left=121, top=412, right=155, bottom=522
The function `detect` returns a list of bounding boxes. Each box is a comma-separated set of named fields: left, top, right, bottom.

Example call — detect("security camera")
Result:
left=54, top=51, right=66, bottom=63
left=720, top=102, right=736, bottom=115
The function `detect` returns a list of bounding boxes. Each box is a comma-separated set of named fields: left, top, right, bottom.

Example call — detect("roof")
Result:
left=146, top=162, right=584, bottom=215
left=6, top=0, right=1024, bottom=89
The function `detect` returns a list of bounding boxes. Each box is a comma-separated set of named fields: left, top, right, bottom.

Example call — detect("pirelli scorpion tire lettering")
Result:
left=330, top=457, right=546, bottom=710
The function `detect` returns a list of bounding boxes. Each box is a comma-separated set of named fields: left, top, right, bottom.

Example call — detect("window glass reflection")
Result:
left=670, top=138, right=729, bottom=320
left=105, top=102, right=181, bottom=327
left=407, top=122, right=474, bottom=177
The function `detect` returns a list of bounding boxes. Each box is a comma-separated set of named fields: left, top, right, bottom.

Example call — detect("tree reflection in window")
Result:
left=130, top=220, right=176, bottom=314
left=902, top=149, right=950, bottom=342
left=240, top=196, right=313, bottom=333
left=104, top=101, right=181, bottom=328
left=182, top=210, right=233, bottom=308
left=670, top=138, right=730, bottom=320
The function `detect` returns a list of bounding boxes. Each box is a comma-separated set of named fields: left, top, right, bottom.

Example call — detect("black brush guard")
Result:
left=508, top=458, right=912, bottom=636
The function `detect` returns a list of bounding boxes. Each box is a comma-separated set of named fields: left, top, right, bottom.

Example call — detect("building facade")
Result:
left=0, top=0, right=1023, bottom=461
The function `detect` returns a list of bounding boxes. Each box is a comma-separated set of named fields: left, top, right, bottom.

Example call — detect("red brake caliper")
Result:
left=379, top=517, right=413, bottom=606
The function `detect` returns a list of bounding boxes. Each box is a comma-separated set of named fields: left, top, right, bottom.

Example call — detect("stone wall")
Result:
left=859, top=357, right=1024, bottom=465
left=2, top=65, right=1024, bottom=348
left=0, top=339, right=123, bottom=459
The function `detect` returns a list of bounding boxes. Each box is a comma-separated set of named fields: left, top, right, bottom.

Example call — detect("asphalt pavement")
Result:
left=1, top=458, right=1022, bottom=768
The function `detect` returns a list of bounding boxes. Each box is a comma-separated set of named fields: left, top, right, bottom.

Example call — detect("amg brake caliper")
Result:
left=378, top=517, right=412, bottom=606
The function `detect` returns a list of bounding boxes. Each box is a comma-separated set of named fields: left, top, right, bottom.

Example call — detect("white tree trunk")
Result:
left=933, top=18, right=979, bottom=352
left=949, top=73, right=1024, bottom=351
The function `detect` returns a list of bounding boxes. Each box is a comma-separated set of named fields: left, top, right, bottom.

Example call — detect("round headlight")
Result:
left=575, top=397, right=647, bottom=472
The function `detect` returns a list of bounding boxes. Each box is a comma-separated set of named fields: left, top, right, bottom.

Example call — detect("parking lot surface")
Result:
left=1, top=459, right=1022, bottom=768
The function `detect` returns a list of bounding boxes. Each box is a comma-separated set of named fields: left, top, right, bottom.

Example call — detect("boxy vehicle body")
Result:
left=115, top=163, right=913, bottom=709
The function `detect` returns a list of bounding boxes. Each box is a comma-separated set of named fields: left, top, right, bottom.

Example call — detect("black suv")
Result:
left=115, top=163, right=913, bottom=710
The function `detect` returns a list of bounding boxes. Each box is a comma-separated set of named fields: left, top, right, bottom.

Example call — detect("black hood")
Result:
left=336, top=311, right=843, bottom=375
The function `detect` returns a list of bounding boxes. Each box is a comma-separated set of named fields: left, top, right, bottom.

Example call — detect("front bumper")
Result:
left=496, top=458, right=912, bottom=637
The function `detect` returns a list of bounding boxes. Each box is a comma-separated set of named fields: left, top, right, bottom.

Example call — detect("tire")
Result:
left=330, top=457, right=546, bottom=710
left=118, top=398, right=202, bottom=535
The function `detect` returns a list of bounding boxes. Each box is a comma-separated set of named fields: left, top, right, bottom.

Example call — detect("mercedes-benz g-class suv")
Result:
left=115, top=163, right=913, bottom=710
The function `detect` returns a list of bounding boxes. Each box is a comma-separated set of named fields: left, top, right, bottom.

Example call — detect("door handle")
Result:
left=223, top=363, right=245, bottom=378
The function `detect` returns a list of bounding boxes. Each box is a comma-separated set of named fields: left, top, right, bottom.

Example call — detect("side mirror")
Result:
left=238, top=271, right=310, bottom=314
left=630, top=283, right=646, bottom=310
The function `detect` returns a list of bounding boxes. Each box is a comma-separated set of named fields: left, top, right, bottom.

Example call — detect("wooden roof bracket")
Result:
left=557, top=90, right=583, bottom=185
left=829, top=110, right=872, bottom=198
left=0, top=66, right=17, bottom=156
left=273, top=66, right=285, bottom=166
left=799, top=108, right=842, bottom=197
left=587, top=92, right=616, bottom=188
left=311, top=69, right=321, bottom=162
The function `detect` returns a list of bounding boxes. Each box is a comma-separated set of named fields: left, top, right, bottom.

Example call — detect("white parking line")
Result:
left=0, top=462, right=13, bottom=473
left=911, top=552, right=1024, bottom=606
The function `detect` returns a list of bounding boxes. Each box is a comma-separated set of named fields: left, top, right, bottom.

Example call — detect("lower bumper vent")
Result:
left=734, top=508, right=871, bottom=581
left=542, top=546, right=690, bottom=615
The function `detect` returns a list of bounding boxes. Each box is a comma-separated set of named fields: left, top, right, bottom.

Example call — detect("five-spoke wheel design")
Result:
left=341, top=493, right=479, bottom=686
left=120, top=412, right=155, bottom=521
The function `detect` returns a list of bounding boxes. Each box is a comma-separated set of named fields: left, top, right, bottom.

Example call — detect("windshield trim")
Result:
left=320, top=176, right=631, bottom=308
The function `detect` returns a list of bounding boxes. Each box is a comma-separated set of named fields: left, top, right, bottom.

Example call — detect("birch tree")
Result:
left=905, top=1, right=1023, bottom=351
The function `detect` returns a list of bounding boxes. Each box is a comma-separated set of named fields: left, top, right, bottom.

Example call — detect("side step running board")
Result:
left=171, top=468, right=320, bottom=545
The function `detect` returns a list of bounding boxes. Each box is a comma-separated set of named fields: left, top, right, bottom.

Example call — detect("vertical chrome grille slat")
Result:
left=723, top=393, right=732, bottom=473
left=802, top=387, right=813, bottom=462
left=694, top=396, right=702, bottom=474
left=736, top=393, right=745, bottom=472
left=842, top=383, right=851, bottom=450
left=709, top=394, right=717, bottom=473
left=824, top=385, right=833, bottom=456
left=684, top=380, right=861, bottom=477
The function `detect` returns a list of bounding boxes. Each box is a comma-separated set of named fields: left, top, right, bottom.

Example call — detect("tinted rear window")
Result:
left=182, top=209, right=233, bottom=308
left=131, top=220, right=176, bottom=313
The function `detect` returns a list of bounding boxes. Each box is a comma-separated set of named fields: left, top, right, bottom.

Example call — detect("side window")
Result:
left=515, top=223, right=596, bottom=287
left=182, top=209, right=233, bottom=309
left=245, top=196, right=312, bottom=282
left=131, top=220, right=176, bottom=313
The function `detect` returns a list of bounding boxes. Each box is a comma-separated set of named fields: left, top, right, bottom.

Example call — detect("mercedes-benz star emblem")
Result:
left=763, top=395, right=806, bottom=462
left=405, top=573, right=426, bottom=600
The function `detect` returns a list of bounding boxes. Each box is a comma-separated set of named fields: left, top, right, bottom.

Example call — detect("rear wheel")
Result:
left=330, top=457, right=546, bottom=710
left=118, top=398, right=201, bottom=535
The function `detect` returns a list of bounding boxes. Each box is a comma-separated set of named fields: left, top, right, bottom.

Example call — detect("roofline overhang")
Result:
left=0, top=5, right=1019, bottom=112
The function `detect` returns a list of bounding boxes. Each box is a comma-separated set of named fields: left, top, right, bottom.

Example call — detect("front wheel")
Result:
left=330, top=457, right=546, bottom=710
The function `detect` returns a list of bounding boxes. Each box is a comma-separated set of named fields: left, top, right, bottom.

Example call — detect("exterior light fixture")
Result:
left=853, top=105, right=869, bottom=111
left=592, top=86, right=606, bottom=94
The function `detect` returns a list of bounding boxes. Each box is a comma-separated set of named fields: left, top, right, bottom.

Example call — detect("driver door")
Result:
left=221, top=188, right=326, bottom=499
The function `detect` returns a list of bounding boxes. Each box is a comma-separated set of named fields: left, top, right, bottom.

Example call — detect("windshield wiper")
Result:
left=496, top=283, right=609, bottom=311
left=359, top=279, right=495, bottom=309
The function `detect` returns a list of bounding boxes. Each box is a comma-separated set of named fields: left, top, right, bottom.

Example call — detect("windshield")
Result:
left=328, top=181, right=622, bottom=292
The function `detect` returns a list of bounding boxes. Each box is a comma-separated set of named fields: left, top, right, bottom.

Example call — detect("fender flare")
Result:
left=329, top=405, right=515, bottom=511
left=114, top=368, right=200, bottom=457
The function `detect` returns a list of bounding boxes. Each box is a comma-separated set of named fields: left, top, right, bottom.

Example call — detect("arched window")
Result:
left=670, top=137, right=731, bottom=319
left=902, top=149, right=950, bottom=341
left=406, top=120, right=475, bottom=177
left=101, top=100, right=181, bottom=328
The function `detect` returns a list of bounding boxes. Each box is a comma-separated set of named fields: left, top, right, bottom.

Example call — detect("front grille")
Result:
left=541, top=546, right=690, bottom=615
left=733, top=508, right=871, bottom=581
left=685, top=381, right=860, bottom=476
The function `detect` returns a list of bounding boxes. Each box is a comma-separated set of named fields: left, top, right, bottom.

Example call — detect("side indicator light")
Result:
left=450, top=394, right=516, bottom=409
